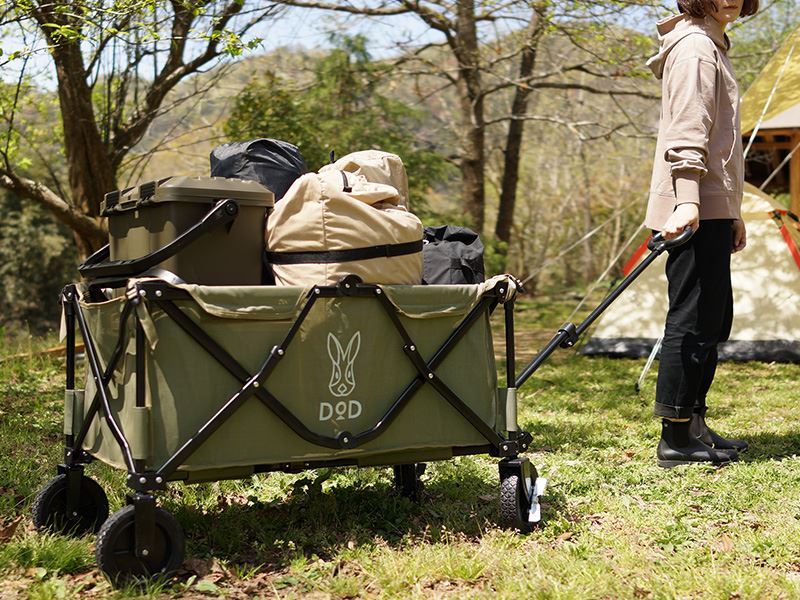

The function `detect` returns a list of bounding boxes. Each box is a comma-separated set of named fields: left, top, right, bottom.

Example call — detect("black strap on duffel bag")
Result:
left=210, top=138, right=307, bottom=201
left=422, top=225, right=485, bottom=284
left=267, top=240, right=423, bottom=265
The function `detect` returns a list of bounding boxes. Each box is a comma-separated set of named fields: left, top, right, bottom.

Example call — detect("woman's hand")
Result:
left=661, top=202, right=700, bottom=240
left=732, top=218, right=746, bottom=252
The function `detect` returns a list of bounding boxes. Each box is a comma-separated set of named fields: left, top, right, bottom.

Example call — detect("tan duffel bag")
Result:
left=265, top=151, right=423, bottom=286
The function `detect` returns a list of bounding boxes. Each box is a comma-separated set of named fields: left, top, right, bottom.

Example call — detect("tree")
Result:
left=224, top=35, right=451, bottom=208
left=271, top=0, right=658, bottom=243
left=0, top=0, right=282, bottom=257
left=0, top=189, right=77, bottom=332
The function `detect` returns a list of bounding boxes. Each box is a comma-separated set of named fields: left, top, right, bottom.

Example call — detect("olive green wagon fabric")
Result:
left=79, top=282, right=501, bottom=473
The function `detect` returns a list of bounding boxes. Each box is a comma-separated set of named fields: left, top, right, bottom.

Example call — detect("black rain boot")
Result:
left=690, top=407, right=749, bottom=453
left=657, top=419, right=737, bottom=469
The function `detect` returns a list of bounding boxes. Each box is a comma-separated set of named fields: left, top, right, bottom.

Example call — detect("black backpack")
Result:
left=210, top=138, right=307, bottom=201
left=422, top=225, right=485, bottom=284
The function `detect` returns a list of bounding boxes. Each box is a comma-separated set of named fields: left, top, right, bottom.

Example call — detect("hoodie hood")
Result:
left=646, top=14, right=730, bottom=79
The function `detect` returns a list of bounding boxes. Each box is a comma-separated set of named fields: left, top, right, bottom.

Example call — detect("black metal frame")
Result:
left=59, top=275, right=532, bottom=499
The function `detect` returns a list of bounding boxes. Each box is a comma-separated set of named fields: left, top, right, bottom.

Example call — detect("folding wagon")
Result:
left=30, top=176, right=690, bottom=583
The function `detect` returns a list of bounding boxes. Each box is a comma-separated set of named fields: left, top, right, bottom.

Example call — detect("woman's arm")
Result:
left=660, top=37, right=720, bottom=238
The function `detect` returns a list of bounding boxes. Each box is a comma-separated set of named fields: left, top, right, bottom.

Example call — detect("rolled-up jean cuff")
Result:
left=653, top=402, right=695, bottom=420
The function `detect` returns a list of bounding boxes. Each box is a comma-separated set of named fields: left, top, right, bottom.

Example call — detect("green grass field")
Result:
left=1, top=298, right=799, bottom=599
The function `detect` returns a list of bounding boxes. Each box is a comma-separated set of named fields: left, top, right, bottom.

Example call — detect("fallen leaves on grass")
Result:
left=556, top=531, right=574, bottom=543
left=0, top=516, right=23, bottom=543
left=718, top=534, right=735, bottom=552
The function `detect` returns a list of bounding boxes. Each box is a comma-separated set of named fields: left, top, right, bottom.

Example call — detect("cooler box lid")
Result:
left=101, top=176, right=274, bottom=215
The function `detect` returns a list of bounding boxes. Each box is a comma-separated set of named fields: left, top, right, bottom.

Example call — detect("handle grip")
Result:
left=647, top=226, right=694, bottom=252
left=79, top=199, right=239, bottom=280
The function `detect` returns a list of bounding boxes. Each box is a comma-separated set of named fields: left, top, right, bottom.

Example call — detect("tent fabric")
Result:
left=582, top=183, right=800, bottom=362
left=740, top=26, right=800, bottom=134
left=757, top=102, right=800, bottom=130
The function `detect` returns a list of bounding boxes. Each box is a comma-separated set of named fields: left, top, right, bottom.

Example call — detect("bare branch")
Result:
left=273, top=0, right=410, bottom=16
left=0, top=167, right=105, bottom=241
left=111, top=2, right=280, bottom=167
left=531, top=81, right=658, bottom=99
left=85, top=12, right=134, bottom=75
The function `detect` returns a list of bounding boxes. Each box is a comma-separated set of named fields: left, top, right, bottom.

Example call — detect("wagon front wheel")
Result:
left=499, top=473, right=534, bottom=533
left=95, top=504, right=185, bottom=585
left=31, top=474, right=109, bottom=535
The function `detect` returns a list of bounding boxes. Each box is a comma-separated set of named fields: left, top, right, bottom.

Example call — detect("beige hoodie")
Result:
left=645, top=14, right=743, bottom=230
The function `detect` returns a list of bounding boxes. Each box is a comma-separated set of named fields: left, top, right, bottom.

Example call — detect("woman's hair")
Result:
left=677, top=0, right=759, bottom=18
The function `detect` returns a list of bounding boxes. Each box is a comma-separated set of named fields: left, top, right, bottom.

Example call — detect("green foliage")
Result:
left=224, top=35, right=453, bottom=209
left=0, top=532, right=93, bottom=574
left=0, top=191, right=77, bottom=334
left=729, top=2, right=800, bottom=91
left=483, top=238, right=509, bottom=277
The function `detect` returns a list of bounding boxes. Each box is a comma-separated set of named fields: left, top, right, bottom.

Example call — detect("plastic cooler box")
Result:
left=100, top=176, right=274, bottom=285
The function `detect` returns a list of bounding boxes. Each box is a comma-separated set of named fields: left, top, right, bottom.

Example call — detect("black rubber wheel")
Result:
left=95, top=504, right=185, bottom=585
left=393, top=463, right=426, bottom=501
left=499, top=474, right=533, bottom=533
left=31, top=474, right=109, bottom=535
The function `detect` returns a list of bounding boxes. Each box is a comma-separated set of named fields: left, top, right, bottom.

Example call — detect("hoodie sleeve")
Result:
left=662, top=39, right=718, bottom=191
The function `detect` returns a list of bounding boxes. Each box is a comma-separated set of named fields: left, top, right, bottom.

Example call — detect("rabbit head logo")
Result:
left=327, top=332, right=361, bottom=397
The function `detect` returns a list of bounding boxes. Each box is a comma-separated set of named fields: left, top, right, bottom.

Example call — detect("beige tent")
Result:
left=741, top=26, right=800, bottom=216
left=741, top=27, right=800, bottom=135
left=582, top=182, right=800, bottom=361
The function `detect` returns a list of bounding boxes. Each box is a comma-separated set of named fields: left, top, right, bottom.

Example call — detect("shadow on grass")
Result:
left=521, top=415, right=640, bottom=452
left=167, top=462, right=550, bottom=570
left=736, top=430, right=800, bottom=462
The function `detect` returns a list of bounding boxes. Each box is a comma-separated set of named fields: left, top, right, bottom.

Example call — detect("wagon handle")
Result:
left=78, top=199, right=240, bottom=280
left=513, top=226, right=693, bottom=389
left=647, top=226, right=694, bottom=252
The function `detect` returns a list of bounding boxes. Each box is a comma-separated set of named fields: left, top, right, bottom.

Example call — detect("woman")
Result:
left=645, top=0, right=758, bottom=468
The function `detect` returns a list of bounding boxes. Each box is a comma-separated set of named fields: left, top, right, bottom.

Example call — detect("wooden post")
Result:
left=792, top=133, right=800, bottom=216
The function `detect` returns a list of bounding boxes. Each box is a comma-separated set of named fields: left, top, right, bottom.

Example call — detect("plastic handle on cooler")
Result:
left=647, top=226, right=694, bottom=253
left=78, top=199, right=240, bottom=279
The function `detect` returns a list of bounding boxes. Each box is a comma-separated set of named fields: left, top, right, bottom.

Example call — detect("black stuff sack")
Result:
left=422, top=225, right=485, bottom=284
left=210, top=138, right=307, bottom=201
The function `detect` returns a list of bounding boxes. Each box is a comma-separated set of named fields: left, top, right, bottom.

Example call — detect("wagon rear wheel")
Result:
left=393, top=463, right=426, bottom=501
left=31, top=474, right=109, bottom=535
left=95, top=504, right=184, bottom=586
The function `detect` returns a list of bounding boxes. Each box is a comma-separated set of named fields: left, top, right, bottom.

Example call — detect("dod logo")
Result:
left=319, top=399, right=363, bottom=421
left=320, top=332, right=363, bottom=422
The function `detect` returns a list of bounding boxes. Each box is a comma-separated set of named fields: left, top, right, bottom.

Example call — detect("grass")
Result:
left=1, top=296, right=799, bottom=598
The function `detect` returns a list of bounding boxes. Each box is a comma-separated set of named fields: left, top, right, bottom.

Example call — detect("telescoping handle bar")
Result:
left=77, top=199, right=240, bottom=280
left=514, top=226, right=694, bottom=389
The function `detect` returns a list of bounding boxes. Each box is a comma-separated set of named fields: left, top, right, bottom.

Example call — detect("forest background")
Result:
left=1, top=0, right=798, bottom=335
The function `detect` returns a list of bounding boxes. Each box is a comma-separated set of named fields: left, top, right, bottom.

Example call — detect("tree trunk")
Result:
left=453, top=0, right=485, bottom=233
left=53, top=43, right=116, bottom=255
left=495, top=7, right=544, bottom=245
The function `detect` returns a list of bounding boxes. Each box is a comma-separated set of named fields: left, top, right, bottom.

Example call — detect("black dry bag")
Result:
left=210, top=138, right=307, bottom=201
left=422, top=225, right=485, bottom=284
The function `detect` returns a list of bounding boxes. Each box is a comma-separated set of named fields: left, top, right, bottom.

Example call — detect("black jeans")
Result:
left=654, top=220, right=734, bottom=419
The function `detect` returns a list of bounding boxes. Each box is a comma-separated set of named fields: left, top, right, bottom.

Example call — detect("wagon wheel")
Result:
left=31, top=474, right=109, bottom=535
left=499, top=473, right=534, bottom=533
left=95, top=505, right=184, bottom=585
left=393, top=463, right=426, bottom=501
